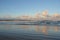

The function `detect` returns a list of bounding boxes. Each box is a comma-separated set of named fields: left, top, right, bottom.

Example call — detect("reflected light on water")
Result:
left=54, top=26, right=59, bottom=32
left=1, top=25, right=60, bottom=35
left=20, top=25, right=30, bottom=29
left=33, top=25, right=60, bottom=35
left=0, top=25, right=60, bottom=40
left=34, top=25, right=49, bottom=35
left=35, top=25, right=40, bottom=32
left=42, top=26, right=48, bottom=35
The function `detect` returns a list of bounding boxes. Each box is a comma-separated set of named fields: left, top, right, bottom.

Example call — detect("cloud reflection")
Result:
left=34, top=25, right=60, bottom=35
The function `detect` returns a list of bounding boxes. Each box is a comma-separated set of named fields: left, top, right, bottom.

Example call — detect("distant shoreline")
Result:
left=0, top=20, right=60, bottom=26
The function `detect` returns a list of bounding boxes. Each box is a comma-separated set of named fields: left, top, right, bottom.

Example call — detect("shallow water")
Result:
left=0, top=25, right=60, bottom=40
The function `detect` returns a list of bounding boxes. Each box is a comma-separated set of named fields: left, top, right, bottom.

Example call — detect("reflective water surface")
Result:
left=0, top=25, right=60, bottom=40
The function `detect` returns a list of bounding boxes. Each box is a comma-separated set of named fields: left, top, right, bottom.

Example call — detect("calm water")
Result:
left=0, top=25, right=60, bottom=40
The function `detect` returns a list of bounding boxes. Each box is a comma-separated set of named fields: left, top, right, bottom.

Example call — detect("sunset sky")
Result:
left=0, top=0, right=60, bottom=18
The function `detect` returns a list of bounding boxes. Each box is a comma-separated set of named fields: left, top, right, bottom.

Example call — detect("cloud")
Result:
left=40, top=10, right=49, bottom=19
left=35, top=13, right=40, bottom=18
left=4, top=15, right=11, bottom=18
left=53, top=13, right=60, bottom=17
left=0, top=10, right=60, bottom=21
left=42, top=10, right=48, bottom=16
left=51, top=13, right=60, bottom=21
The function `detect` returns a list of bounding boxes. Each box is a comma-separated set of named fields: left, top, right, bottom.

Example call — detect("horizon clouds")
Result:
left=0, top=10, right=60, bottom=21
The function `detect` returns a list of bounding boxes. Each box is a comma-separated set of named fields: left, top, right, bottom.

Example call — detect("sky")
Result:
left=0, top=0, right=60, bottom=18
